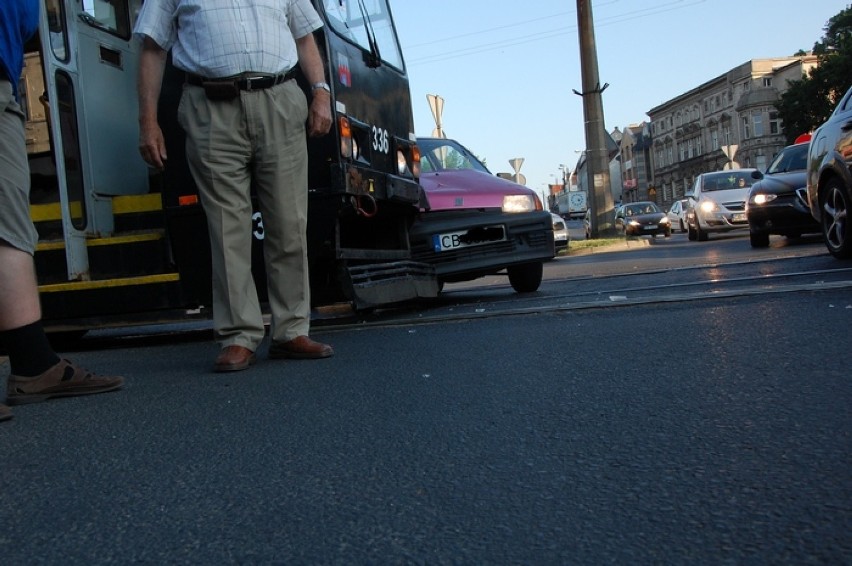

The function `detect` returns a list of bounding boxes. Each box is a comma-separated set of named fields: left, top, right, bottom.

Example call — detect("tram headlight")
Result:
left=396, top=149, right=408, bottom=175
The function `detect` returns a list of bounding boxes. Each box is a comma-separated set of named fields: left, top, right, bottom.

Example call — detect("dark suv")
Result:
left=806, top=85, right=852, bottom=259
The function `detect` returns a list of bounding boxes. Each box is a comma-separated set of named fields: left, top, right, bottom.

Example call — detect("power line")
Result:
left=405, top=0, right=705, bottom=66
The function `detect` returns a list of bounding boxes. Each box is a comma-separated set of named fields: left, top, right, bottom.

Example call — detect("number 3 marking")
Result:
left=371, top=126, right=389, bottom=154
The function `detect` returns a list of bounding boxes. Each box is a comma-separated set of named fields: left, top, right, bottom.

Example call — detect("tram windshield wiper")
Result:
left=356, top=0, right=382, bottom=68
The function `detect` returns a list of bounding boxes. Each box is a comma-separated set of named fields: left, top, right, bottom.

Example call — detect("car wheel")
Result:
left=750, top=230, right=770, bottom=248
left=687, top=222, right=696, bottom=241
left=695, top=220, right=708, bottom=241
left=679, top=220, right=686, bottom=233
left=507, top=262, right=543, bottom=293
left=664, top=228, right=671, bottom=238
left=821, top=177, right=852, bottom=259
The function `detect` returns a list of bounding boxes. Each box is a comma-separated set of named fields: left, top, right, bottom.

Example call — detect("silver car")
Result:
left=687, top=169, right=760, bottom=241
left=666, top=199, right=689, bottom=233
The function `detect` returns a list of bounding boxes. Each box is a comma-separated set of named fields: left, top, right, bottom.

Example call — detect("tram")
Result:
left=20, top=0, right=437, bottom=333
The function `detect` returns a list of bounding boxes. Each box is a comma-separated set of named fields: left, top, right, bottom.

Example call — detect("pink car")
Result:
left=409, top=137, right=555, bottom=292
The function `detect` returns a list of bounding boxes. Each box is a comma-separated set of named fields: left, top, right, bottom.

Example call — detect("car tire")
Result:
left=821, top=176, right=852, bottom=259
left=664, top=228, right=671, bottom=238
left=695, top=220, right=708, bottom=241
left=687, top=222, right=697, bottom=241
left=508, top=262, right=543, bottom=293
left=750, top=230, right=770, bottom=248
left=679, top=220, right=686, bottom=233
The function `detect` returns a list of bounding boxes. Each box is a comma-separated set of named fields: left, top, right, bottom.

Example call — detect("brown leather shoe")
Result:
left=213, top=345, right=256, bottom=372
left=269, top=336, right=334, bottom=360
left=0, top=404, right=12, bottom=422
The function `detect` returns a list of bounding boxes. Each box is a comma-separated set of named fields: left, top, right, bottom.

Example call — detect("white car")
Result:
left=666, top=199, right=689, bottom=233
left=551, top=212, right=569, bottom=253
left=687, top=169, right=760, bottom=241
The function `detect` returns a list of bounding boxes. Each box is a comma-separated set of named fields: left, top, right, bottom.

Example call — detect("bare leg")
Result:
left=0, top=244, right=41, bottom=331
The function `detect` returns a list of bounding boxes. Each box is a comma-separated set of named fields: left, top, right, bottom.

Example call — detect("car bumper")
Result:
left=409, top=209, right=555, bottom=282
left=696, top=212, right=749, bottom=232
left=747, top=198, right=821, bottom=235
left=624, top=224, right=671, bottom=236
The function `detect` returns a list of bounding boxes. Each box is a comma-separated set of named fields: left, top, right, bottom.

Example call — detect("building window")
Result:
left=711, top=129, right=719, bottom=150
left=742, top=116, right=750, bottom=139
left=755, top=154, right=767, bottom=171
left=763, top=77, right=772, bottom=87
left=769, top=111, right=779, bottom=135
left=696, top=136, right=702, bottom=156
left=753, top=112, right=764, bottom=137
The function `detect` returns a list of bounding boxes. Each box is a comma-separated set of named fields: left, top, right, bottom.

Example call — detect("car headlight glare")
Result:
left=700, top=200, right=717, bottom=213
left=502, top=194, right=536, bottom=213
left=628, top=220, right=641, bottom=226
left=752, top=194, right=777, bottom=205
left=660, top=216, right=671, bottom=224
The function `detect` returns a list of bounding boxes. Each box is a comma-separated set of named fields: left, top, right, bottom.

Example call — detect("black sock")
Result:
left=0, top=320, right=61, bottom=377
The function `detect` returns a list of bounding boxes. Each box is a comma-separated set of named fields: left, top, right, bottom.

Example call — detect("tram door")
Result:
left=39, top=0, right=148, bottom=280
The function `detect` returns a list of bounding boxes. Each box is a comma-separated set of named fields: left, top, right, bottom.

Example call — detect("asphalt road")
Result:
left=1, top=233, right=851, bottom=564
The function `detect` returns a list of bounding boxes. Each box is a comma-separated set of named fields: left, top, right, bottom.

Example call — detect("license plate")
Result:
left=643, top=224, right=658, bottom=230
left=432, top=225, right=506, bottom=252
left=731, top=213, right=746, bottom=222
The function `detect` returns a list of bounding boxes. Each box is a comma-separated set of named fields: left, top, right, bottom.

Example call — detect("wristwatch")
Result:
left=312, top=82, right=331, bottom=93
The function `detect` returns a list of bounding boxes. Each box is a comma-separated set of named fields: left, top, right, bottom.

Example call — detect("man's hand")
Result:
left=307, top=90, right=332, bottom=137
left=138, top=121, right=167, bottom=170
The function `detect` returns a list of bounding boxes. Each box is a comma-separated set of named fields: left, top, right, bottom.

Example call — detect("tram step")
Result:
left=30, top=193, right=165, bottom=240
left=39, top=274, right=186, bottom=325
left=35, top=230, right=173, bottom=284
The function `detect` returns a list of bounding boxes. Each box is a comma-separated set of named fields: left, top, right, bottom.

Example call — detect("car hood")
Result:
left=420, top=169, right=532, bottom=211
left=751, top=171, right=807, bottom=195
left=701, top=187, right=751, bottom=203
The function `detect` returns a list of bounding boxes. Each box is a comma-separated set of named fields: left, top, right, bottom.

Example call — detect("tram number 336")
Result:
left=372, top=126, right=389, bottom=154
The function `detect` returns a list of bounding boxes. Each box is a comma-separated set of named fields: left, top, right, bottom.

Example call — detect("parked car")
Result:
left=551, top=212, right=569, bottom=253
left=806, top=85, right=852, bottom=259
left=666, top=199, right=689, bottom=233
left=614, top=201, right=671, bottom=238
left=746, top=141, right=820, bottom=248
left=409, top=137, right=555, bottom=292
left=686, top=169, right=758, bottom=241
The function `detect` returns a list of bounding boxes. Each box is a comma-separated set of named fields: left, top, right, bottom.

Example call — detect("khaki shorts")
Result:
left=0, top=80, right=38, bottom=254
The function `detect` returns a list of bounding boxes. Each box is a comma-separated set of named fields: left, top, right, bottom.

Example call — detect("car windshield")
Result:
left=702, top=172, right=755, bottom=191
left=418, top=139, right=491, bottom=174
left=623, top=202, right=660, bottom=216
left=765, top=144, right=809, bottom=174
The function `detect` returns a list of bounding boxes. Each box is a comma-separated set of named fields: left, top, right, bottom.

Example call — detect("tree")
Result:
left=776, top=5, right=852, bottom=144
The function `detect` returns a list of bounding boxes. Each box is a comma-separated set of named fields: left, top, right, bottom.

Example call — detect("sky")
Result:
left=390, top=0, right=843, bottom=203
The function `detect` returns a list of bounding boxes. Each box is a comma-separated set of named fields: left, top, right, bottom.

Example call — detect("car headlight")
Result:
left=660, top=216, right=671, bottom=224
left=502, top=194, right=536, bottom=213
left=751, top=193, right=777, bottom=205
left=700, top=200, right=717, bottom=213
left=628, top=220, right=641, bottom=226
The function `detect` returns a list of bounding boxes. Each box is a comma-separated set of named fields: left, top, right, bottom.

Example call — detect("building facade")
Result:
left=627, top=56, right=818, bottom=207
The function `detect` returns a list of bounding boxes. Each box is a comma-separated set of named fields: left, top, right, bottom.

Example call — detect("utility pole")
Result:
left=574, top=0, right=615, bottom=237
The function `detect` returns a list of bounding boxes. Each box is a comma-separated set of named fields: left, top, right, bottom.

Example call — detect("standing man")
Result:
left=135, top=1, right=335, bottom=372
left=1, top=0, right=124, bottom=421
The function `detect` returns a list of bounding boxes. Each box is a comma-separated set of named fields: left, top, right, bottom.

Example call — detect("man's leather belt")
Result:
left=185, top=68, right=297, bottom=92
